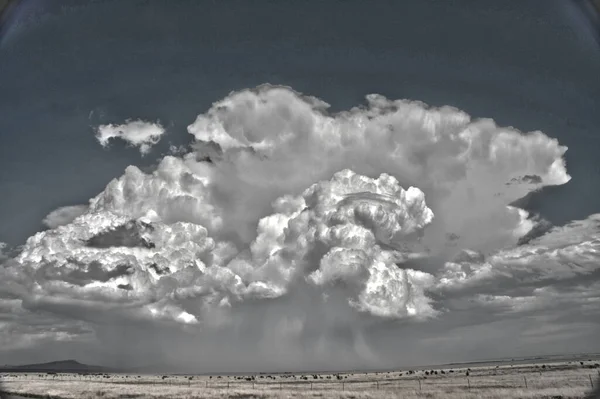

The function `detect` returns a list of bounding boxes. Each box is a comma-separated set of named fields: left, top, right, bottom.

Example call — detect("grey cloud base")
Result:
left=0, top=85, right=598, bottom=372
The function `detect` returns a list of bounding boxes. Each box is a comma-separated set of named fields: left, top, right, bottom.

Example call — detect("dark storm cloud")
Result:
left=85, top=220, right=154, bottom=249
left=34, top=260, right=134, bottom=287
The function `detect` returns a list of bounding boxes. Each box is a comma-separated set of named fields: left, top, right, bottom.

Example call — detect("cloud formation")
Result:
left=95, top=120, right=165, bottom=155
left=42, top=205, right=89, bottom=229
left=1, top=85, right=598, bottom=371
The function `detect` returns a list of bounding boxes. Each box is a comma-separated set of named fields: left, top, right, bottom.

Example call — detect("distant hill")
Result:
left=0, top=359, right=113, bottom=373
left=0, top=359, right=176, bottom=375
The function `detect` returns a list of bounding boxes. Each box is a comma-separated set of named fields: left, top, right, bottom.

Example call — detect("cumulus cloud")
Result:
left=2, top=85, right=598, bottom=372
left=187, top=85, right=569, bottom=256
left=42, top=205, right=88, bottom=229
left=95, top=120, right=165, bottom=155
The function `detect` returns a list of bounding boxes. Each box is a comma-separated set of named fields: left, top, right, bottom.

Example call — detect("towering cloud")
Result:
left=2, top=85, right=597, bottom=372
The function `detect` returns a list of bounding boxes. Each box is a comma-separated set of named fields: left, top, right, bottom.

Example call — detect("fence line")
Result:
left=1, top=371, right=597, bottom=392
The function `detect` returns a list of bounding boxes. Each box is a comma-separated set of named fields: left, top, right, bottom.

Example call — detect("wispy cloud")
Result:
left=95, top=120, right=165, bottom=155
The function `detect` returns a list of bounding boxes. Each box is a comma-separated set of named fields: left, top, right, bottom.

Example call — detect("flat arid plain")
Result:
left=1, top=355, right=599, bottom=399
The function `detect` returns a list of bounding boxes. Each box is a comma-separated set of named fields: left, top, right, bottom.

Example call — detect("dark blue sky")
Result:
left=1, top=0, right=599, bottom=246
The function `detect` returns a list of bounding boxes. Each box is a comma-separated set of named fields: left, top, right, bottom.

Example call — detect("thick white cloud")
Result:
left=42, top=205, right=88, bottom=229
left=247, top=169, right=436, bottom=318
left=95, top=120, right=165, bottom=155
left=15, top=169, right=436, bottom=323
left=187, top=85, right=569, bottom=255
left=2, top=85, right=598, bottom=371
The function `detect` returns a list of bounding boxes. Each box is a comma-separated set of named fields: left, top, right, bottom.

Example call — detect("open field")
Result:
left=1, top=358, right=599, bottom=399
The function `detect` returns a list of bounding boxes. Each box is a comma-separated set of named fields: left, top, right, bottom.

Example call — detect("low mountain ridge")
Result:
left=0, top=359, right=111, bottom=373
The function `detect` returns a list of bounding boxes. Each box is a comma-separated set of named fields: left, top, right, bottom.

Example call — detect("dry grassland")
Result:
left=1, top=358, right=599, bottom=398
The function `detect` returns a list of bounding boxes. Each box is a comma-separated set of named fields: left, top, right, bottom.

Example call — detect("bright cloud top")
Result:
left=2, top=85, right=598, bottom=371
left=95, top=120, right=166, bottom=155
